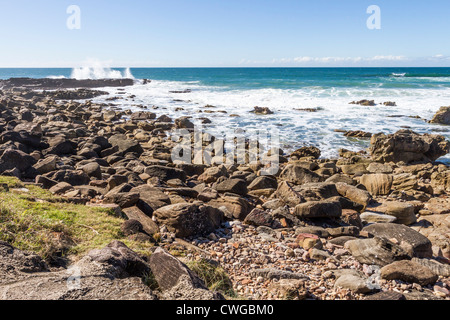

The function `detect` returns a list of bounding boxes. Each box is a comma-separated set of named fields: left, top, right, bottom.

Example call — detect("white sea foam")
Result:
left=70, top=60, right=134, bottom=80
left=92, top=79, right=450, bottom=162
left=46, top=75, right=66, bottom=79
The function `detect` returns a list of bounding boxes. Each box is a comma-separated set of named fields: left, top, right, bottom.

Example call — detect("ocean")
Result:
left=1, top=67, right=450, bottom=162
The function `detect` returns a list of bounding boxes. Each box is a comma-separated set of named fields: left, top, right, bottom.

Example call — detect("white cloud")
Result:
left=271, top=55, right=409, bottom=64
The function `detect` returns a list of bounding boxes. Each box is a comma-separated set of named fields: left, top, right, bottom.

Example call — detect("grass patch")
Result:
left=187, top=258, right=237, bottom=298
left=0, top=176, right=154, bottom=263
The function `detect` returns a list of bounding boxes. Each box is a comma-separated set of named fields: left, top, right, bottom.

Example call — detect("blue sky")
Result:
left=0, top=0, right=449, bottom=67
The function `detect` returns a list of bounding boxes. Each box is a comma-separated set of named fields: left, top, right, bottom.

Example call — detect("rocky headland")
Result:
left=0, top=79, right=449, bottom=300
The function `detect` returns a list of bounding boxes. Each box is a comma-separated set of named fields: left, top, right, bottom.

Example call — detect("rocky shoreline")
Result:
left=0, top=79, right=449, bottom=300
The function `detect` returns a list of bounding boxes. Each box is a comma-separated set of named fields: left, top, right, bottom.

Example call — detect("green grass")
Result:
left=187, top=258, right=237, bottom=298
left=0, top=176, right=154, bottom=263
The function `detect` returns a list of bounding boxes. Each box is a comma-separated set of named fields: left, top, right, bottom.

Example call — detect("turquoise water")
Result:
left=2, top=67, right=450, bottom=90
left=1, top=67, right=450, bottom=162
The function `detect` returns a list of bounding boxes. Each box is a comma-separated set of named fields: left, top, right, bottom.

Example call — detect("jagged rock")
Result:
left=429, top=106, right=450, bottom=125
left=370, top=130, right=450, bottom=163
left=363, top=223, right=433, bottom=258
left=149, top=247, right=224, bottom=300
left=290, top=146, right=321, bottom=159
left=153, top=203, right=223, bottom=238
left=380, top=260, right=438, bottom=286
left=279, top=164, right=322, bottom=185
left=251, top=106, right=273, bottom=115
left=271, top=181, right=305, bottom=207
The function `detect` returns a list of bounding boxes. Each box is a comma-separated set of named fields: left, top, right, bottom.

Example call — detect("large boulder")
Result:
left=429, top=106, right=450, bottom=125
left=335, top=182, right=371, bottom=210
left=108, top=134, right=143, bottom=155
left=345, top=237, right=410, bottom=266
left=363, top=223, right=433, bottom=258
left=370, top=130, right=450, bottom=163
left=0, top=149, right=37, bottom=173
left=279, top=164, right=322, bottom=185
left=360, top=174, right=393, bottom=196
left=149, top=248, right=224, bottom=300
left=0, top=241, right=157, bottom=300
left=294, top=200, right=342, bottom=219
left=153, top=203, right=223, bottom=238
left=380, top=260, right=438, bottom=286
left=208, top=196, right=253, bottom=220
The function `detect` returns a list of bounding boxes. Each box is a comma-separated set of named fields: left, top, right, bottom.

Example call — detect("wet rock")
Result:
left=251, top=106, right=274, bottom=115
left=290, top=146, right=321, bottom=159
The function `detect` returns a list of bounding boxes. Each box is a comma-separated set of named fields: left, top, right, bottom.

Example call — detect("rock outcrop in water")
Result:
left=430, top=106, right=450, bottom=125
left=370, top=130, right=450, bottom=164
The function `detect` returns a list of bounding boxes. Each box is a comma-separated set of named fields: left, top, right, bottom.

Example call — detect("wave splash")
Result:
left=71, top=62, right=134, bottom=80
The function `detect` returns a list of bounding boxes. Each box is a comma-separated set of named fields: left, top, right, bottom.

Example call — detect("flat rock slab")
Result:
left=380, top=260, right=439, bottom=286
left=363, top=223, right=433, bottom=258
